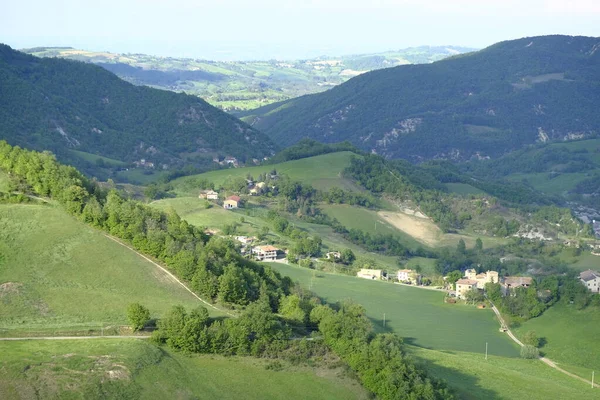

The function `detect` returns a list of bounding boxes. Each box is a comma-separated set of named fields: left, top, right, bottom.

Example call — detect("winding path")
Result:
left=489, top=301, right=598, bottom=388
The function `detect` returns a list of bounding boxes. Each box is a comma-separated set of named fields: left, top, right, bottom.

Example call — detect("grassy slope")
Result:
left=514, top=303, right=600, bottom=377
left=0, top=204, right=223, bottom=335
left=69, top=150, right=127, bottom=166
left=171, top=152, right=360, bottom=195
left=268, top=263, right=519, bottom=357
left=409, top=347, right=597, bottom=400
left=321, top=204, right=424, bottom=251
left=0, top=339, right=367, bottom=400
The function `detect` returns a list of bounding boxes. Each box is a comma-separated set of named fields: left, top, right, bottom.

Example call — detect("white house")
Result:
left=397, top=269, right=413, bottom=282
left=580, top=270, right=600, bottom=293
left=252, top=245, right=279, bottom=261
left=357, top=269, right=384, bottom=280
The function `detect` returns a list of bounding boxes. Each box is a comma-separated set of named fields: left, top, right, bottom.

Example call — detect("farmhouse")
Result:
left=357, top=269, right=384, bottom=280
left=223, top=195, right=242, bottom=209
left=199, top=190, right=219, bottom=200
left=465, top=269, right=499, bottom=288
left=503, top=276, right=533, bottom=290
left=580, top=270, right=600, bottom=293
left=397, top=269, right=420, bottom=284
left=252, top=245, right=279, bottom=261
left=456, top=279, right=478, bottom=299
left=235, top=236, right=255, bottom=246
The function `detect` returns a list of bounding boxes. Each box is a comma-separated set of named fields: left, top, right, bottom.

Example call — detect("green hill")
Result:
left=0, top=339, right=366, bottom=400
left=242, top=35, right=600, bottom=161
left=0, top=44, right=276, bottom=181
left=23, top=45, right=474, bottom=111
left=0, top=203, right=224, bottom=336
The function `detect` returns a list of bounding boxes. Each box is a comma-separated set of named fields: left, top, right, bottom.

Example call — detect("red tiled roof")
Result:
left=456, top=279, right=478, bottom=285
left=226, top=195, right=241, bottom=202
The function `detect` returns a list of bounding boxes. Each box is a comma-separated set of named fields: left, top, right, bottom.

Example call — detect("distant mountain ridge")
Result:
left=22, top=45, right=475, bottom=111
left=0, top=44, right=276, bottom=179
left=241, top=35, right=600, bottom=162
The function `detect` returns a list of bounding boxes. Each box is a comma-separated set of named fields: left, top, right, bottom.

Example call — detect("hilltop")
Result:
left=0, top=44, right=276, bottom=181
left=241, top=35, right=600, bottom=161
left=23, top=45, right=475, bottom=111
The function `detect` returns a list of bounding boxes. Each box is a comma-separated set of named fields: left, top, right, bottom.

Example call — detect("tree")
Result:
left=257, top=225, right=269, bottom=241
left=475, top=238, right=483, bottom=252
left=340, top=248, right=355, bottom=265
left=127, top=303, right=150, bottom=332
left=520, top=345, right=539, bottom=359
left=446, top=270, right=463, bottom=288
left=465, top=288, right=484, bottom=304
left=456, top=239, right=466, bottom=254
left=522, top=331, right=540, bottom=347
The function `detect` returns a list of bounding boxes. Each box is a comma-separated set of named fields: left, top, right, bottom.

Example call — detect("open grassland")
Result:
left=514, top=303, right=600, bottom=379
left=171, top=152, right=360, bottom=195
left=0, top=339, right=367, bottom=400
left=0, top=204, right=223, bottom=335
left=409, top=347, right=598, bottom=400
left=569, top=253, right=600, bottom=271
left=506, top=171, right=591, bottom=195
left=268, top=263, right=519, bottom=357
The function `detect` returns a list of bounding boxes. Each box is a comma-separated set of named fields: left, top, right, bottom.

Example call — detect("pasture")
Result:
left=0, top=339, right=367, bottom=400
left=170, top=151, right=361, bottom=195
left=69, top=150, right=127, bottom=167
left=0, top=204, right=223, bottom=336
left=410, top=347, right=598, bottom=400
left=268, top=263, right=519, bottom=357
left=445, top=182, right=486, bottom=196
left=514, top=303, right=600, bottom=379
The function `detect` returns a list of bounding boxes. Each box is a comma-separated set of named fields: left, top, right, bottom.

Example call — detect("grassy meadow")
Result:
left=409, top=347, right=598, bottom=400
left=0, top=339, right=367, bottom=400
left=268, top=263, right=519, bottom=357
left=0, top=204, right=224, bottom=336
left=170, top=152, right=361, bottom=195
left=69, top=150, right=127, bottom=167
left=514, top=303, right=600, bottom=379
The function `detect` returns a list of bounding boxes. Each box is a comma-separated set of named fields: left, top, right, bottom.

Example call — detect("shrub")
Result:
left=520, top=345, right=539, bottom=359
left=127, top=303, right=150, bottom=332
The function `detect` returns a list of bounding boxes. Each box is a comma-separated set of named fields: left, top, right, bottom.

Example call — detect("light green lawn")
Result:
left=171, top=152, right=361, bottom=195
left=268, top=263, right=519, bottom=357
left=0, top=339, right=367, bottom=400
left=514, top=303, right=600, bottom=378
left=409, top=347, right=598, bottom=400
left=0, top=204, right=224, bottom=335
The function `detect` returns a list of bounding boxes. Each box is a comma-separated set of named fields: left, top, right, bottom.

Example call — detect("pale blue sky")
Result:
left=1, top=0, right=599, bottom=60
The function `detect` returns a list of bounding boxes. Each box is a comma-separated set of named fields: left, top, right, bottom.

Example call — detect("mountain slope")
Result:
left=242, top=35, right=600, bottom=161
left=23, top=46, right=475, bottom=111
left=0, top=44, right=276, bottom=179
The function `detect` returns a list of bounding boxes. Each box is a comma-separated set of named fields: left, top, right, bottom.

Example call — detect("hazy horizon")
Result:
left=2, top=0, right=599, bottom=61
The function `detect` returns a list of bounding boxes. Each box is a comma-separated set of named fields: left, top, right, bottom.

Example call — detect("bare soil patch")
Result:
left=377, top=211, right=441, bottom=246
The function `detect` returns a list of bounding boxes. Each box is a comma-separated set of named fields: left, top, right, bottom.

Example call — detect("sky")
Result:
left=1, top=0, right=599, bottom=60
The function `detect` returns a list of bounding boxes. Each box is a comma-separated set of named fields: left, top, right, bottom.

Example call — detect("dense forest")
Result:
left=242, top=35, right=600, bottom=161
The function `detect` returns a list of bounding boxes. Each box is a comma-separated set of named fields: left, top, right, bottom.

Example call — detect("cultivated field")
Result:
left=0, top=339, right=367, bottom=400
left=170, top=152, right=361, bottom=195
left=0, top=204, right=223, bottom=336
left=268, top=263, right=519, bottom=357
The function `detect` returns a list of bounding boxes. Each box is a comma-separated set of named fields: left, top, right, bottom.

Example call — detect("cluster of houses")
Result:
left=454, top=269, right=533, bottom=299
left=580, top=269, right=600, bottom=293
left=198, top=190, right=244, bottom=210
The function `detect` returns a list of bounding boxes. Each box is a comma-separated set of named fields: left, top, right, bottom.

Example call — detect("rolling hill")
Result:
left=23, top=45, right=475, bottom=111
left=0, top=44, right=276, bottom=181
left=241, top=35, right=600, bottom=162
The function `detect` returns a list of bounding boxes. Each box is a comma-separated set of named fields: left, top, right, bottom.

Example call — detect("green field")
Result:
left=506, top=171, right=590, bottom=195
left=321, top=204, right=424, bottom=251
left=171, top=152, right=360, bottom=195
left=69, top=150, right=127, bottom=167
left=268, top=263, right=519, bottom=357
left=0, top=204, right=223, bottom=335
left=514, top=303, right=600, bottom=378
left=410, top=347, right=597, bottom=400
left=0, top=339, right=366, bottom=400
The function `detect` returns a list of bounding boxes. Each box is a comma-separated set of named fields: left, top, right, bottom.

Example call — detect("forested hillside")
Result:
left=242, top=35, right=600, bottom=161
left=23, top=46, right=474, bottom=111
left=0, top=44, right=276, bottom=180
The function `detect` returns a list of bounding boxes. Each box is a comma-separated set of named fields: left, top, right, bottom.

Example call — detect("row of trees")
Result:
left=0, top=141, right=292, bottom=309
